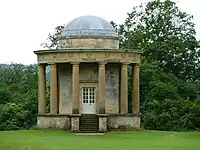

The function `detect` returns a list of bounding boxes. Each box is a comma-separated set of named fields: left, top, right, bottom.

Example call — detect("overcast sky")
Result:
left=0, top=0, right=199, bottom=65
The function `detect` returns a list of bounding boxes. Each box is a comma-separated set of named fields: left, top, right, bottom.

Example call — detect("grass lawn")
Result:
left=0, top=130, right=200, bottom=150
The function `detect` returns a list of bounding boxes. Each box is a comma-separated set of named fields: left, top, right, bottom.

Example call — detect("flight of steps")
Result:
left=79, top=114, right=99, bottom=133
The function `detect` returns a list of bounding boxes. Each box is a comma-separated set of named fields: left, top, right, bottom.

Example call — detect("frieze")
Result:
left=68, top=52, right=73, bottom=59
left=105, top=52, right=111, bottom=60
left=37, top=51, right=141, bottom=64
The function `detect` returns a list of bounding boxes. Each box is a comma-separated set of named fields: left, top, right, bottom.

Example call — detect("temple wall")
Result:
left=105, top=64, right=120, bottom=114
left=58, top=63, right=120, bottom=114
left=58, top=64, right=72, bottom=114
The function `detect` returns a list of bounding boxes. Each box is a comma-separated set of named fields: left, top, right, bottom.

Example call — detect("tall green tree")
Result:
left=116, top=0, right=200, bottom=81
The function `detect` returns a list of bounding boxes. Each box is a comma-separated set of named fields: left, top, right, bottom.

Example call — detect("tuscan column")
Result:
left=38, top=64, right=46, bottom=114
left=72, top=62, right=80, bottom=114
left=120, top=62, right=128, bottom=114
left=50, top=63, right=58, bottom=114
left=98, top=62, right=106, bottom=114
left=132, top=63, right=140, bottom=114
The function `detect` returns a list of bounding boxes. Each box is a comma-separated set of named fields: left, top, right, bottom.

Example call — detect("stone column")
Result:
left=38, top=64, right=46, bottom=114
left=50, top=63, right=58, bottom=114
left=98, top=62, right=106, bottom=114
left=132, top=63, right=140, bottom=114
left=72, top=62, right=80, bottom=114
left=120, top=62, right=128, bottom=114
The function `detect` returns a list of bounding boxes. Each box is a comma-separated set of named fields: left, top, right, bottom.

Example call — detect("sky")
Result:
left=0, top=0, right=199, bottom=65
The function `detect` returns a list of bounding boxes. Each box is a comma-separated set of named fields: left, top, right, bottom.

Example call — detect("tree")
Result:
left=116, top=0, right=200, bottom=81
left=0, top=64, right=38, bottom=130
left=41, top=25, right=65, bottom=49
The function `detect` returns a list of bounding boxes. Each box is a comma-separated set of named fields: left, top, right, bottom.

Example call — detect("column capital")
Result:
left=133, top=63, right=140, bottom=67
left=71, top=61, right=80, bottom=65
left=98, top=61, right=106, bottom=66
left=38, top=64, right=46, bottom=68
left=121, top=62, right=129, bottom=65
left=49, top=63, right=57, bottom=68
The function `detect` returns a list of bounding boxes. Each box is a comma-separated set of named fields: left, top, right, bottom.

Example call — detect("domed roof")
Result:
left=61, top=15, right=118, bottom=38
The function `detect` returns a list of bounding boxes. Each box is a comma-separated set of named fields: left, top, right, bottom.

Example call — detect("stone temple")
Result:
left=34, top=15, right=142, bottom=132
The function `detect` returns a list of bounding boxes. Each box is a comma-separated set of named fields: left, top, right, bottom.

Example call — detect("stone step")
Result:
left=80, top=123, right=98, bottom=126
left=81, top=115, right=98, bottom=117
left=80, top=119, right=98, bottom=122
left=80, top=119, right=98, bottom=121
left=80, top=124, right=98, bottom=126
left=80, top=128, right=98, bottom=131
left=80, top=130, right=98, bottom=133
left=80, top=123, right=98, bottom=125
left=80, top=118, right=98, bottom=120
left=79, top=114, right=99, bottom=133
left=81, top=115, right=98, bottom=118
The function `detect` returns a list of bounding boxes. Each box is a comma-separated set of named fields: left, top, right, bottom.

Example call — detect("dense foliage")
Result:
left=0, top=64, right=38, bottom=130
left=117, top=0, right=200, bottom=131
left=0, top=0, right=200, bottom=131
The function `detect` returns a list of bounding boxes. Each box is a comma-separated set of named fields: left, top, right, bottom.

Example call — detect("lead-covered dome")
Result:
left=61, top=15, right=118, bottom=39
left=59, top=15, right=119, bottom=49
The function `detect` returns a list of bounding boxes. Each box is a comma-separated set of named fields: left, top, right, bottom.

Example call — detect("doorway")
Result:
left=82, top=87, right=96, bottom=114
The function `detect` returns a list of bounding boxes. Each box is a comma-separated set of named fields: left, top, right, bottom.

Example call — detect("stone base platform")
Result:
left=37, top=114, right=140, bottom=132
left=37, top=114, right=71, bottom=130
left=108, top=114, right=140, bottom=130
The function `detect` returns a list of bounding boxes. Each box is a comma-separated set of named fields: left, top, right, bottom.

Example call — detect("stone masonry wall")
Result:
left=59, top=38, right=119, bottom=49
left=105, top=64, right=120, bottom=114
left=58, top=64, right=72, bottom=114
left=79, top=63, right=98, bottom=81
left=58, top=63, right=119, bottom=114
left=108, top=116, right=140, bottom=129
left=37, top=116, right=70, bottom=129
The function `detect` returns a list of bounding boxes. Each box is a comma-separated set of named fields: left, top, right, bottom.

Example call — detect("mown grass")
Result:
left=0, top=130, right=200, bottom=150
